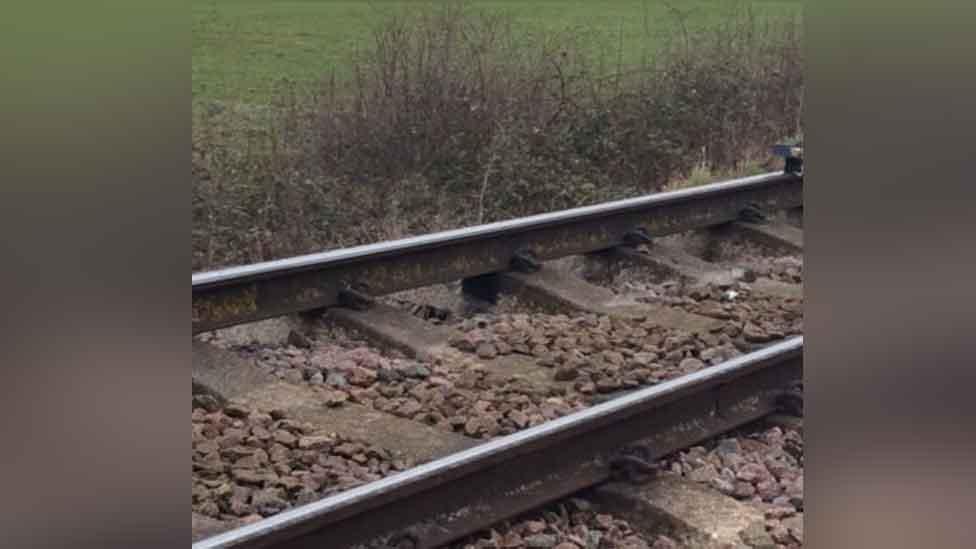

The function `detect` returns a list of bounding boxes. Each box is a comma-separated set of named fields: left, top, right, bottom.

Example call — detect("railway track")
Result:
left=192, top=165, right=804, bottom=548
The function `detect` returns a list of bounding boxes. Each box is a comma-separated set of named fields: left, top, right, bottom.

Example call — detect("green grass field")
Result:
left=193, top=0, right=801, bottom=106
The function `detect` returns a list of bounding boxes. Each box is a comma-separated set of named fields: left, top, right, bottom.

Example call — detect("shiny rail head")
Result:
left=193, top=336, right=802, bottom=549
left=192, top=171, right=799, bottom=290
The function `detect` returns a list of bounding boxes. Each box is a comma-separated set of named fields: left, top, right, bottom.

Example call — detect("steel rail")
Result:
left=194, top=337, right=803, bottom=549
left=192, top=171, right=801, bottom=333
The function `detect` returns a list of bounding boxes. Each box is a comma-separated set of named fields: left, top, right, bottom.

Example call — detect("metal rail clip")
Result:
left=622, top=227, right=653, bottom=247
left=772, top=143, right=803, bottom=175
left=740, top=203, right=768, bottom=224
left=511, top=248, right=542, bottom=273
left=338, top=283, right=375, bottom=310
left=775, top=383, right=804, bottom=417
left=610, top=441, right=659, bottom=484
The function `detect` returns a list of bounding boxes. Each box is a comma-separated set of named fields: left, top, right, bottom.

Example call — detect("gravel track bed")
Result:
left=739, top=255, right=803, bottom=284
left=448, top=313, right=743, bottom=397
left=228, top=311, right=749, bottom=440
left=195, top=278, right=765, bottom=458
left=451, top=497, right=669, bottom=549
left=382, top=283, right=468, bottom=325
left=701, top=251, right=802, bottom=286
left=193, top=246, right=802, bottom=542
left=192, top=403, right=410, bottom=523
left=227, top=330, right=586, bottom=438
left=658, top=423, right=804, bottom=547
left=705, top=235, right=803, bottom=269
left=633, top=283, right=802, bottom=345
left=452, top=420, right=804, bottom=549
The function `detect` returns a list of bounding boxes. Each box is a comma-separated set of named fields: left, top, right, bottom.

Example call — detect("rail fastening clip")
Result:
left=772, top=143, right=803, bottom=175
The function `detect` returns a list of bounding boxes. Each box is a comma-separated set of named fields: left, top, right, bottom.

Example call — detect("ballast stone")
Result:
left=591, top=476, right=768, bottom=548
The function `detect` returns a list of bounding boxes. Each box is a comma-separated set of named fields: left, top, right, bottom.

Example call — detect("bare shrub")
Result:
left=192, top=3, right=803, bottom=271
